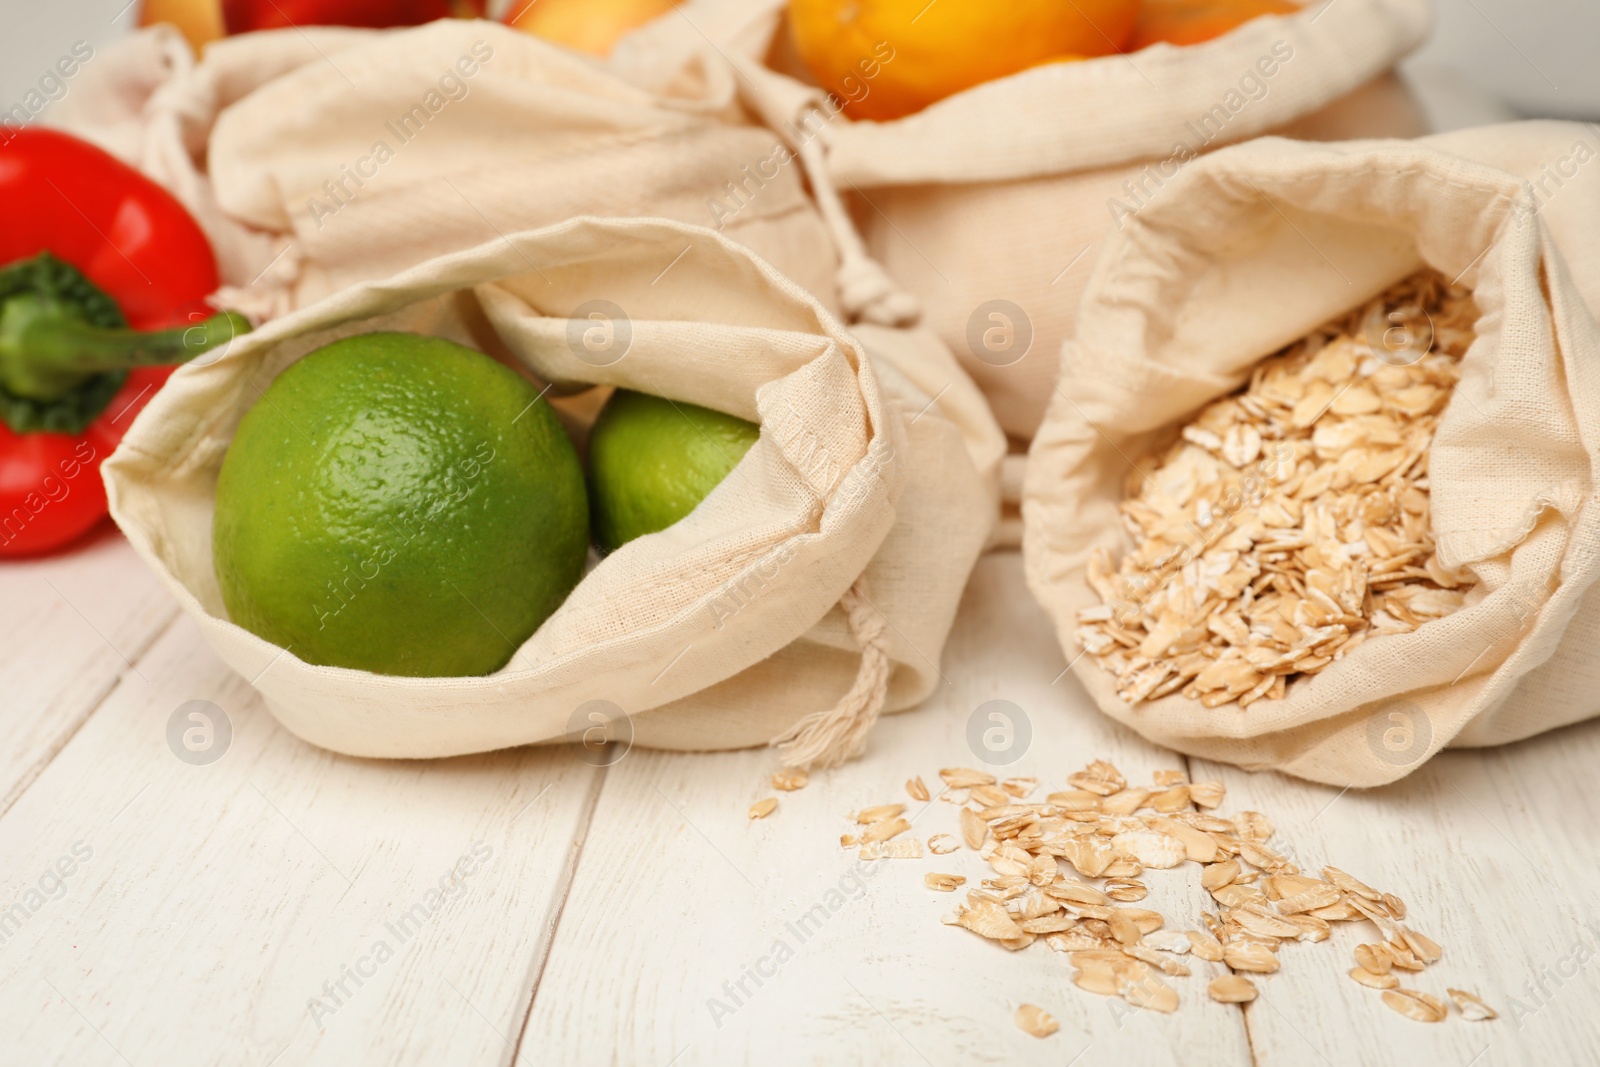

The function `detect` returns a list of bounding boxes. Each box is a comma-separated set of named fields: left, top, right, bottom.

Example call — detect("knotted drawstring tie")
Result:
left=770, top=581, right=892, bottom=768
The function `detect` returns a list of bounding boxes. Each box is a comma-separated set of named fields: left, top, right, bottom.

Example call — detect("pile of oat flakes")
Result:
left=1077, top=271, right=1479, bottom=708
left=783, top=759, right=1497, bottom=1036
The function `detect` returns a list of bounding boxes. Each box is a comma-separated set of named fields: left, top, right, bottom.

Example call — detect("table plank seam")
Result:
left=508, top=756, right=612, bottom=1067
left=0, top=602, right=182, bottom=819
left=1179, top=748, right=1264, bottom=1064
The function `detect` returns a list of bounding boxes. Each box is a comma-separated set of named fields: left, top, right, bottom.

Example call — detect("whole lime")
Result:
left=213, top=332, right=588, bottom=677
left=586, top=389, right=759, bottom=553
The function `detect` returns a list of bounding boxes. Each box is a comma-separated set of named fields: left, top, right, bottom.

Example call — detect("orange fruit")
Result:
left=506, top=0, right=677, bottom=57
left=1128, top=0, right=1301, bottom=50
left=139, top=0, right=225, bottom=52
left=787, top=0, right=1139, bottom=122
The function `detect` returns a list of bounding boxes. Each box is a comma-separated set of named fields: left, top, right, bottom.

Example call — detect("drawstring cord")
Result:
left=794, top=130, right=921, bottom=328
left=770, top=581, right=892, bottom=768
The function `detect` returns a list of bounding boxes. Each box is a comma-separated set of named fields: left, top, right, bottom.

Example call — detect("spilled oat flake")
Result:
left=1014, top=1003, right=1059, bottom=1038
left=771, top=767, right=808, bottom=792
left=849, top=758, right=1496, bottom=1028
left=1077, top=272, right=1479, bottom=707
left=748, top=797, right=777, bottom=820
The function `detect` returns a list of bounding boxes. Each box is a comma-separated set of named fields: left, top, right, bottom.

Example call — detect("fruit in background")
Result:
left=213, top=333, right=588, bottom=677
left=586, top=389, right=759, bottom=554
left=138, top=0, right=225, bottom=53
left=787, top=0, right=1139, bottom=121
left=1128, top=0, right=1301, bottom=50
left=138, top=0, right=486, bottom=53
left=505, top=0, right=678, bottom=57
left=222, top=0, right=484, bottom=33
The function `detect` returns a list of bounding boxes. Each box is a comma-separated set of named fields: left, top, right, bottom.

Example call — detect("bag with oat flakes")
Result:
left=1023, top=122, right=1600, bottom=787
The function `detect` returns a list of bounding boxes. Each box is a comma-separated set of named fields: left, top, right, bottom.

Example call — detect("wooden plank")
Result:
left=0, top=532, right=179, bottom=813
left=1196, top=721, right=1600, bottom=1065
left=522, top=551, right=1255, bottom=1065
left=0, top=612, right=604, bottom=1066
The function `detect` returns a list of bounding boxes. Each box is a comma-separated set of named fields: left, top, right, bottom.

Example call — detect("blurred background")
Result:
left=1403, top=0, right=1600, bottom=125
left=3, top=0, right=1596, bottom=136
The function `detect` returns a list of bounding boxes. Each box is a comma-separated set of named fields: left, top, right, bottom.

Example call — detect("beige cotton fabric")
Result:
left=1024, top=123, right=1600, bottom=787
left=104, top=217, right=1002, bottom=762
left=613, top=0, right=1432, bottom=439
left=47, top=20, right=839, bottom=325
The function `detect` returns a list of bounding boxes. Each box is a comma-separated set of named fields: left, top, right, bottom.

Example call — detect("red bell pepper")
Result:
left=0, top=128, right=247, bottom=558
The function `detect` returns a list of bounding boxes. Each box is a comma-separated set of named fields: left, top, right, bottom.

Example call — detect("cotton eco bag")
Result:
left=104, top=217, right=1002, bottom=765
left=47, top=21, right=840, bottom=325
left=1024, top=123, right=1600, bottom=787
left=613, top=0, right=1431, bottom=439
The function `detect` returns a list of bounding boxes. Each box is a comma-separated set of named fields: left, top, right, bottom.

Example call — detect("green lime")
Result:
left=213, top=332, right=588, bottom=677
left=586, top=389, right=759, bottom=553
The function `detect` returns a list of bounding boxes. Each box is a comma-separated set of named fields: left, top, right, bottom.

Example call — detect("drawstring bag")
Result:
left=1023, top=122, right=1600, bottom=787
left=104, top=216, right=1003, bottom=765
left=610, top=0, right=1433, bottom=438
left=46, top=20, right=840, bottom=325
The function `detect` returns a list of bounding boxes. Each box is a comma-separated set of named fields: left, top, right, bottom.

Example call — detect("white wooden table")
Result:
left=2, top=533, right=1595, bottom=1065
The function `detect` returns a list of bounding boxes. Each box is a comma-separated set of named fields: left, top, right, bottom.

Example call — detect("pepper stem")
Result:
left=0, top=293, right=250, bottom=402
